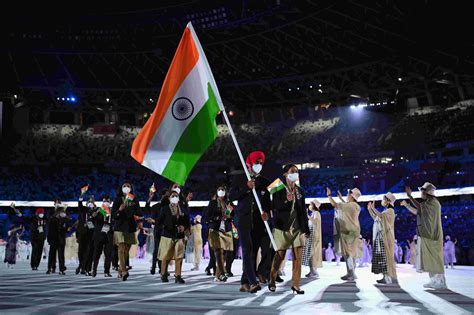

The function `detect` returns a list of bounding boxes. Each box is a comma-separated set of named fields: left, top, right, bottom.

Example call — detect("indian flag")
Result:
left=131, top=22, right=223, bottom=186
left=99, top=205, right=111, bottom=217
left=81, top=185, right=89, bottom=195
left=267, top=178, right=285, bottom=195
left=267, top=178, right=301, bottom=194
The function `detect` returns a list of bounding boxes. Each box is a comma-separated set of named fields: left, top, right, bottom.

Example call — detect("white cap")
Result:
left=418, top=182, right=436, bottom=196
left=349, top=188, right=362, bottom=201
left=384, top=192, right=396, bottom=206
left=195, top=215, right=202, bottom=223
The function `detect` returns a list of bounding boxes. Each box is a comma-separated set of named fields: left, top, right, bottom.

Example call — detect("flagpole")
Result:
left=187, top=22, right=277, bottom=250
left=219, top=109, right=278, bottom=251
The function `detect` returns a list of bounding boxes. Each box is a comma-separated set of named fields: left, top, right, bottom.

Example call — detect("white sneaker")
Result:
left=423, top=282, right=435, bottom=289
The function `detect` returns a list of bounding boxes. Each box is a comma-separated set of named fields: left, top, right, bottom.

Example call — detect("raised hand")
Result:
left=405, top=186, right=412, bottom=196
left=326, top=187, right=332, bottom=196
left=400, top=200, right=408, bottom=207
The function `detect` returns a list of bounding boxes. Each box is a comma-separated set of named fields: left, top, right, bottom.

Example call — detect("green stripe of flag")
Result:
left=161, top=83, right=220, bottom=185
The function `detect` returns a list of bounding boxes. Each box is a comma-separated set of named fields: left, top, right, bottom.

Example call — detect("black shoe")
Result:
left=175, top=275, right=185, bottom=284
left=150, top=268, right=156, bottom=275
left=80, top=270, right=86, bottom=275
left=86, top=271, right=92, bottom=277
left=104, top=273, right=112, bottom=277
left=225, top=272, right=234, bottom=277
left=268, top=282, right=276, bottom=292
left=249, top=284, right=259, bottom=293
left=122, top=273, right=129, bottom=281
left=46, top=270, right=51, bottom=274
left=75, top=267, right=81, bottom=275
left=59, top=271, right=66, bottom=275
left=126, top=266, right=132, bottom=270
left=52, top=269, right=56, bottom=274
left=275, top=276, right=284, bottom=283
left=161, top=275, right=169, bottom=283
left=291, top=286, right=304, bottom=295
left=92, top=271, right=97, bottom=277
left=215, top=274, right=227, bottom=282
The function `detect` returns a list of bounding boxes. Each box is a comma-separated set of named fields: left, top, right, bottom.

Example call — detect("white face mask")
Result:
left=252, top=164, right=262, bottom=174
left=59, top=212, right=66, bottom=218
left=38, top=213, right=44, bottom=218
left=287, top=172, right=299, bottom=182
left=170, top=196, right=179, bottom=204
left=172, top=187, right=181, bottom=194
left=217, top=190, right=226, bottom=198
left=122, top=186, right=131, bottom=194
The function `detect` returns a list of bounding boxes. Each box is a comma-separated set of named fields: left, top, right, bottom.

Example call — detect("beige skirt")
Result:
left=158, top=237, right=185, bottom=260
left=208, top=229, right=234, bottom=251
left=273, top=228, right=305, bottom=251
left=114, top=231, right=137, bottom=245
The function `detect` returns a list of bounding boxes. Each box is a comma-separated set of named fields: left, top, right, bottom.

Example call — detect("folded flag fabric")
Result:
left=81, top=185, right=89, bottom=195
left=99, top=205, right=111, bottom=217
left=231, top=223, right=239, bottom=239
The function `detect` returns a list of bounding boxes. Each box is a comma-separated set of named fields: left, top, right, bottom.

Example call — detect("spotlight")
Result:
left=229, top=111, right=234, bottom=117
left=106, top=98, right=110, bottom=103
left=309, top=85, right=313, bottom=89
left=398, top=77, right=402, bottom=81
left=149, top=98, right=153, bottom=102
left=14, top=94, right=17, bottom=99
left=288, top=88, right=292, bottom=91
left=61, top=98, right=65, bottom=101
left=71, top=97, right=76, bottom=102
left=318, top=89, right=323, bottom=93
left=66, top=98, right=70, bottom=101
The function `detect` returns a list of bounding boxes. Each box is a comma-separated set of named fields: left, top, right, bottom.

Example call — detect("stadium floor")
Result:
left=0, top=260, right=473, bottom=314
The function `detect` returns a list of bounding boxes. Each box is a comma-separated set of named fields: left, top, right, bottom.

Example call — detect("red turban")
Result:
left=35, top=208, right=45, bottom=215
left=245, top=151, right=265, bottom=168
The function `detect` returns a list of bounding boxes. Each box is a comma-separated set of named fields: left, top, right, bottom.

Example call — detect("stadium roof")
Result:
left=1, top=1, right=472, bottom=112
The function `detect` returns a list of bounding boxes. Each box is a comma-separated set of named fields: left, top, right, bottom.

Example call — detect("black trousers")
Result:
left=48, top=242, right=65, bottom=272
left=225, top=237, right=240, bottom=274
left=207, top=244, right=216, bottom=272
left=92, top=232, right=113, bottom=273
left=253, top=230, right=271, bottom=279
left=31, top=238, right=45, bottom=269
left=151, top=231, right=162, bottom=272
left=77, top=230, right=94, bottom=271
left=240, top=227, right=271, bottom=285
